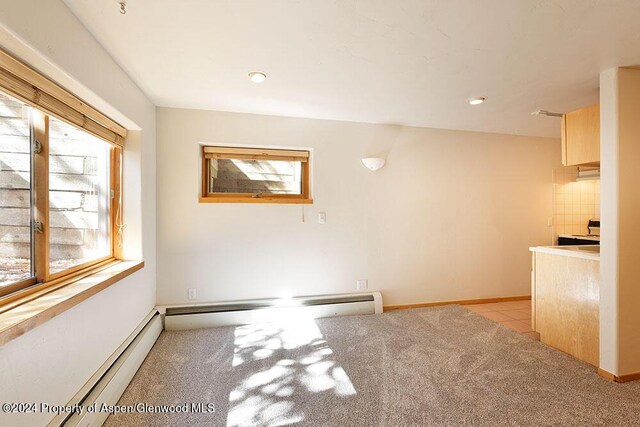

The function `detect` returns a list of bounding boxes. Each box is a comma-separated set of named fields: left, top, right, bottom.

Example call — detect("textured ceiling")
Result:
left=64, top=0, right=640, bottom=137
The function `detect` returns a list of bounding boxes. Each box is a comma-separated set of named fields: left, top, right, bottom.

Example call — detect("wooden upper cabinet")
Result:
left=561, top=104, right=600, bottom=166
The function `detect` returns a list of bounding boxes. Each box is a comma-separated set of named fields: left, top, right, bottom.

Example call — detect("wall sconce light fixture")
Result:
left=361, top=157, right=386, bottom=172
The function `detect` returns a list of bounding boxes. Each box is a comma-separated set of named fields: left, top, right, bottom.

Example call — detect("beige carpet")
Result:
left=105, top=306, right=640, bottom=426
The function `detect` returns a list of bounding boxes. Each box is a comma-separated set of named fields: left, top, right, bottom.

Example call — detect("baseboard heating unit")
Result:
left=50, top=310, right=162, bottom=427
left=159, top=291, right=383, bottom=330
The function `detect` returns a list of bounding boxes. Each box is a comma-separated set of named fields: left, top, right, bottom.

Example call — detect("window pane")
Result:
left=0, top=92, right=33, bottom=288
left=209, top=158, right=302, bottom=195
left=49, top=117, right=111, bottom=274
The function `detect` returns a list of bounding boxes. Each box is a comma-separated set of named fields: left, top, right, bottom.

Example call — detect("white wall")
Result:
left=615, top=68, right=640, bottom=376
left=600, top=67, right=640, bottom=377
left=0, top=1, right=156, bottom=426
left=157, top=108, right=559, bottom=306
left=599, top=67, right=618, bottom=376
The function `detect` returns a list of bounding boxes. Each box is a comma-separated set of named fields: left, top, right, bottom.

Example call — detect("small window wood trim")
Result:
left=203, top=146, right=309, bottom=162
left=200, top=146, right=313, bottom=204
left=0, top=48, right=126, bottom=146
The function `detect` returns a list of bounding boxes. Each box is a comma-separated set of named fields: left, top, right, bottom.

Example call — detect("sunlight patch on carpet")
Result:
left=227, top=308, right=356, bottom=426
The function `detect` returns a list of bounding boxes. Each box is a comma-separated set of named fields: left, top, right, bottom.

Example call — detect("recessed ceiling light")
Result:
left=248, top=71, right=267, bottom=83
left=467, top=96, right=486, bottom=105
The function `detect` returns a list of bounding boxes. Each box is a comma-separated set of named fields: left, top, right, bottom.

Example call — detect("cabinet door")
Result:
left=562, top=104, right=600, bottom=166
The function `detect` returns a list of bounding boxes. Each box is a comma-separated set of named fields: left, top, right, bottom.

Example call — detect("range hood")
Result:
left=576, top=168, right=600, bottom=182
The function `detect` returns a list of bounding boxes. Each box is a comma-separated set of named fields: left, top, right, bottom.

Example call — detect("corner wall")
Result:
left=0, top=1, right=156, bottom=425
left=600, top=67, right=640, bottom=377
left=157, top=107, right=559, bottom=307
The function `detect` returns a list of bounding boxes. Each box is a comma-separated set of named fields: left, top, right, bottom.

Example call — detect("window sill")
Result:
left=0, top=260, right=144, bottom=346
left=199, top=197, right=314, bottom=204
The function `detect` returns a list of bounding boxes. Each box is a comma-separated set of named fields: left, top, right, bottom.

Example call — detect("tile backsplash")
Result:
left=553, top=167, right=600, bottom=239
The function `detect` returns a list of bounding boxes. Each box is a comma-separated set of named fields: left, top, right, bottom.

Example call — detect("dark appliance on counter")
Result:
left=558, top=219, right=600, bottom=246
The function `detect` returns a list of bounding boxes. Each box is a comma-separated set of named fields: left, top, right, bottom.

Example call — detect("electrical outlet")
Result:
left=356, top=279, right=368, bottom=290
left=318, top=212, right=326, bottom=224
left=187, top=288, right=197, bottom=300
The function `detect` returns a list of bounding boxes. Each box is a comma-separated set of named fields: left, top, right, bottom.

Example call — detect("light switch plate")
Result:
left=318, top=212, right=326, bottom=224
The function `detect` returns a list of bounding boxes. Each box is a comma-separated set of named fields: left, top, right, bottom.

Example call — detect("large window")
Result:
left=0, top=92, right=121, bottom=297
left=0, top=49, right=129, bottom=303
left=200, top=146, right=312, bottom=204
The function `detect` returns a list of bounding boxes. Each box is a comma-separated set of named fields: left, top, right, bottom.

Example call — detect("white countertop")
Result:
left=529, top=245, right=600, bottom=261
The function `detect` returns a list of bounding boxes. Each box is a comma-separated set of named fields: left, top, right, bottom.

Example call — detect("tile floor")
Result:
left=462, top=299, right=540, bottom=340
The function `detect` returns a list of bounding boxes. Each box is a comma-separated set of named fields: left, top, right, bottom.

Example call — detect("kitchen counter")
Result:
left=529, top=245, right=600, bottom=261
left=530, top=245, right=600, bottom=366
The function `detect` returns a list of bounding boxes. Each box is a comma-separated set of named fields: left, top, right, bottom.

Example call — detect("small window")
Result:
left=200, top=146, right=312, bottom=204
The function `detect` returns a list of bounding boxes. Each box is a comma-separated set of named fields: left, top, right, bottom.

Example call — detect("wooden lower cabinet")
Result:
left=531, top=251, right=600, bottom=366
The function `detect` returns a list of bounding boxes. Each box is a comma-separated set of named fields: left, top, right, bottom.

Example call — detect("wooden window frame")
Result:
left=0, top=49, right=128, bottom=306
left=199, top=146, right=313, bottom=204
left=0, top=108, right=123, bottom=301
